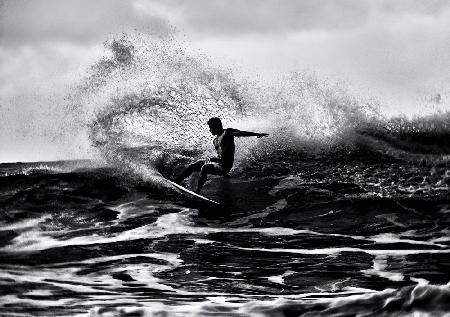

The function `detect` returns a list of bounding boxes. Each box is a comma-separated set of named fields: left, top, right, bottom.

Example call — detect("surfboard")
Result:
left=165, top=179, right=221, bottom=205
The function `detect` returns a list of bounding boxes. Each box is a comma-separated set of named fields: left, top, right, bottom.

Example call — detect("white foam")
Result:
left=228, top=199, right=288, bottom=226
left=235, top=246, right=450, bottom=256
left=369, top=232, right=448, bottom=248
left=375, top=213, right=407, bottom=228
left=361, top=255, right=405, bottom=282
left=267, top=270, right=295, bottom=285
left=111, top=198, right=184, bottom=222
left=0, top=215, right=51, bottom=232
left=0, top=209, right=197, bottom=253
left=87, top=288, right=381, bottom=317
left=1, top=206, right=364, bottom=253
left=0, top=265, right=117, bottom=295
left=193, top=238, right=215, bottom=244
left=23, top=289, right=53, bottom=296
left=0, top=253, right=185, bottom=300
left=0, top=294, right=73, bottom=308
left=2, top=204, right=446, bottom=262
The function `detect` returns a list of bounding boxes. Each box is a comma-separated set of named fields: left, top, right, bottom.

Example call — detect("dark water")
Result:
left=2, top=33, right=450, bottom=316
left=0, top=148, right=449, bottom=316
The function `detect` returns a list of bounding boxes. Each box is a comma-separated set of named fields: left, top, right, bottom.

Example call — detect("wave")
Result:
left=253, top=282, right=450, bottom=317
left=69, top=33, right=450, bottom=182
left=89, top=282, right=450, bottom=316
left=0, top=160, right=99, bottom=177
left=354, top=112, right=450, bottom=164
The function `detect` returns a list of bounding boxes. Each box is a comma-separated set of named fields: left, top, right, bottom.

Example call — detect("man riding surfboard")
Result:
left=176, top=117, right=268, bottom=193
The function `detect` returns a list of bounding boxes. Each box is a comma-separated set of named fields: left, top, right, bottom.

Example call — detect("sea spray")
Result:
left=69, top=32, right=450, bottom=180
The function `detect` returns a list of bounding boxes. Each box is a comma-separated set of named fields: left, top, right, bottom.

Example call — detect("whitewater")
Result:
left=0, top=33, right=449, bottom=316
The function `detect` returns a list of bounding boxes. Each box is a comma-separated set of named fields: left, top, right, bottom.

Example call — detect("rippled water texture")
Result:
left=0, top=155, right=449, bottom=316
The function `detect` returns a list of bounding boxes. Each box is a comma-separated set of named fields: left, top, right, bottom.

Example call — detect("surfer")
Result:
left=176, top=117, right=268, bottom=193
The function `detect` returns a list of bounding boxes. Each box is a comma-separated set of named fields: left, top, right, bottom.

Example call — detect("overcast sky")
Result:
left=1, top=0, right=450, bottom=162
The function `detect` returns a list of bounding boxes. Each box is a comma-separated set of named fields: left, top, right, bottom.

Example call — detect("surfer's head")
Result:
left=207, top=117, right=223, bottom=136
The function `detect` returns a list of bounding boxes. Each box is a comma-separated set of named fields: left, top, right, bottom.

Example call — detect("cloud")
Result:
left=372, top=0, right=449, bottom=16
left=0, top=0, right=171, bottom=45
left=2, top=0, right=448, bottom=43
left=134, top=0, right=450, bottom=36
left=135, top=0, right=369, bottom=35
left=181, top=0, right=450, bottom=112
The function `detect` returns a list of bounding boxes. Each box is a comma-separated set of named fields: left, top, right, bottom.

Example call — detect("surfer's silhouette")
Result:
left=176, top=117, right=268, bottom=193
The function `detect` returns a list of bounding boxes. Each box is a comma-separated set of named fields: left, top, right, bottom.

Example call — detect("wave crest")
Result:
left=72, top=33, right=450, bottom=179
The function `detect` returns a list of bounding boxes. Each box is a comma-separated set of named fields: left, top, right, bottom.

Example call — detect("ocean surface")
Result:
left=1, top=33, right=450, bottom=316
left=1, top=143, right=449, bottom=317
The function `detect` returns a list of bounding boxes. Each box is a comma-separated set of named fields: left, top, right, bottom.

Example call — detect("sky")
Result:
left=1, top=0, right=450, bottom=162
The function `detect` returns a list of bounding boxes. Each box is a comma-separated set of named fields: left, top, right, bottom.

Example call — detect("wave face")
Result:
left=74, top=33, right=449, bottom=180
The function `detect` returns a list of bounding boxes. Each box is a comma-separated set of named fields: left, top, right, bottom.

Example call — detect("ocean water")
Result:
left=1, top=33, right=450, bottom=316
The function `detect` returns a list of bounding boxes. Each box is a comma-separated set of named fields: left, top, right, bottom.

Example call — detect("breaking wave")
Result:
left=70, top=33, right=450, bottom=181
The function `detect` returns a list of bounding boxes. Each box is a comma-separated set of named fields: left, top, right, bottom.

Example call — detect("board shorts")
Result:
left=197, top=158, right=231, bottom=176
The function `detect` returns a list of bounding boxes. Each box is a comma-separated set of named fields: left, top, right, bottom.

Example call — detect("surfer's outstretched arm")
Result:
left=229, top=128, right=269, bottom=138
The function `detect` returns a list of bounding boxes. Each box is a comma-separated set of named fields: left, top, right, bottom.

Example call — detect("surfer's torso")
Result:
left=213, top=128, right=235, bottom=172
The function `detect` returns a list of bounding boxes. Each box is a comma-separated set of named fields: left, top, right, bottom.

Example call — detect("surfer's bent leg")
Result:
left=175, top=160, right=206, bottom=184
left=196, top=163, right=223, bottom=193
